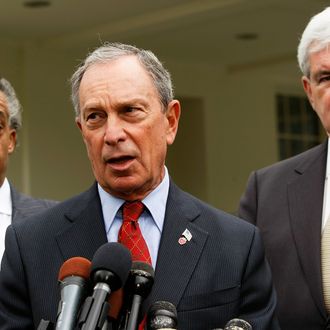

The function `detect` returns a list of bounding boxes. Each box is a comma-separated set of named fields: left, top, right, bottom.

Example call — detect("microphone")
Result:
left=79, top=242, right=132, bottom=330
left=224, top=318, right=252, bottom=330
left=55, top=256, right=91, bottom=330
left=108, top=289, right=124, bottom=322
left=124, top=261, right=155, bottom=330
left=212, top=318, right=252, bottom=330
left=146, top=301, right=177, bottom=330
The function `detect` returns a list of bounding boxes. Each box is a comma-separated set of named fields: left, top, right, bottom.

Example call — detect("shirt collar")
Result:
left=0, top=178, right=12, bottom=215
left=98, top=166, right=170, bottom=233
left=142, top=167, right=169, bottom=232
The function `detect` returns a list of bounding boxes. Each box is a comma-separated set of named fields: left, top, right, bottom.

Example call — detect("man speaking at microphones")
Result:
left=0, top=42, right=279, bottom=329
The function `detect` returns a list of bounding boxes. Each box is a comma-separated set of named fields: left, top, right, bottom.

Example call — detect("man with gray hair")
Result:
left=0, top=77, right=57, bottom=262
left=0, top=43, right=279, bottom=329
left=239, top=7, right=330, bottom=330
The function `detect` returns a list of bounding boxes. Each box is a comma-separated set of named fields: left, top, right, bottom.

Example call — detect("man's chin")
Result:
left=103, top=179, right=144, bottom=200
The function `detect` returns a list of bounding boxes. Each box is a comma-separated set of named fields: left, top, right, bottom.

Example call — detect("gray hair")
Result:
left=0, top=77, right=22, bottom=131
left=70, top=42, right=174, bottom=117
left=297, top=7, right=330, bottom=77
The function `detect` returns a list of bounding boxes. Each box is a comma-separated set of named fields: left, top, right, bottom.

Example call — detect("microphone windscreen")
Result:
left=147, top=301, right=177, bottom=329
left=131, top=261, right=155, bottom=277
left=58, top=257, right=91, bottom=281
left=224, top=318, right=252, bottom=330
left=90, top=242, right=132, bottom=290
left=148, top=301, right=177, bottom=318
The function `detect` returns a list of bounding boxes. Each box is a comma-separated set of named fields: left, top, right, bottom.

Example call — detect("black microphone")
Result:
left=124, top=261, right=155, bottom=330
left=55, top=257, right=91, bottom=330
left=146, top=301, right=177, bottom=330
left=79, top=242, right=132, bottom=330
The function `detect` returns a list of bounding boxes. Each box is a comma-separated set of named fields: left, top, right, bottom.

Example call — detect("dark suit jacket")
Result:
left=0, top=181, right=279, bottom=330
left=239, top=141, right=328, bottom=330
left=10, top=183, right=58, bottom=222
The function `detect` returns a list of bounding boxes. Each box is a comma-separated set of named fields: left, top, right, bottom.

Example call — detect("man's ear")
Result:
left=166, top=100, right=181, bottom=146
left=302, top=76, right=315, bottom=109
left=76, top=117, right=82, bottom=131
left=8, top=129, right=16, bottom=154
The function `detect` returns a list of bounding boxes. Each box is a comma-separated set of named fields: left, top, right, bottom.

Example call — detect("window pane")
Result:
left=276, top=94, right=321, bottom=160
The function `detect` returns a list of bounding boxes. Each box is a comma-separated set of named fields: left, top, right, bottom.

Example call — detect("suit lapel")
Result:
left=145, top=182, right=209, bottom=312
left=55, top=183, right=108, bottom=261
left=288, top=142, right=327, bottom=317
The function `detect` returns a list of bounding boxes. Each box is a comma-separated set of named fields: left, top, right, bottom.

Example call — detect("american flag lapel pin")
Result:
left=178, top=228, right=192, bottom=245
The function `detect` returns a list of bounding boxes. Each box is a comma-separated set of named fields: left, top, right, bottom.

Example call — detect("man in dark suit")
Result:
left=238, top=7, right=330, bottom=330
left=0, top=43, right=279, bottom=330
left=0, top=77, right=57, bottom=262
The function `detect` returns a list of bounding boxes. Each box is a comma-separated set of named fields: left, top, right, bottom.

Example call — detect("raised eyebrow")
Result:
left=81, top=104, right=99, bottom=111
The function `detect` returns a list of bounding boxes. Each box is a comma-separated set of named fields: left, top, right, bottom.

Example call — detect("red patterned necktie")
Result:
left=118, top=201, right=151, bottom=330
left=118, top=201, right=152, bottom=264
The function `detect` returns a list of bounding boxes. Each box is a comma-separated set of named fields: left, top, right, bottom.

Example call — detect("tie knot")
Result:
left=123, top=201, right=144, bottom=223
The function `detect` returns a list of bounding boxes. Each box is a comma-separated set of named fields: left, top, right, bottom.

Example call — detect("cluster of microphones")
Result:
left=37, top=242, right=252, bottom=330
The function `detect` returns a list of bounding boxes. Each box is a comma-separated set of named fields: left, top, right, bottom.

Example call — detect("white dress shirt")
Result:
left=0, top=178, right=12, bottom=262
left=322, top=139, right=330, bottom=232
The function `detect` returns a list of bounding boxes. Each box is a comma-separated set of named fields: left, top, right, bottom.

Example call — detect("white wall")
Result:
left=4, top=39, right=306, bottom=213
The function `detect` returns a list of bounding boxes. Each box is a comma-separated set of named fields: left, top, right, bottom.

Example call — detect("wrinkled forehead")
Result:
left=82, top=56, right=149, bottom=82
left=80, top=58, right=157, bottom=98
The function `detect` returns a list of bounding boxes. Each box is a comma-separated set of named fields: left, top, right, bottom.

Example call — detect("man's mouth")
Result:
left=107, top=155, right=134, bottom=164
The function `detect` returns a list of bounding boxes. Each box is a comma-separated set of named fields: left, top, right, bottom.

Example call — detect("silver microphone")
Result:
left=213, top=318, right=252, bottom=330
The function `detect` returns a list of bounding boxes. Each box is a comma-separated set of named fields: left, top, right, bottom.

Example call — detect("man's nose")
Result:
left=104, top=116, right=126, bottom=145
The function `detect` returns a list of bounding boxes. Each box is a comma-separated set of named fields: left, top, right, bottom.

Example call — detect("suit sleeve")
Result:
left=238, top=171, right=258, bottom=225
left=0, top=225, right=33, bottom=329
left=239, top=227, right=280, bottom=330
